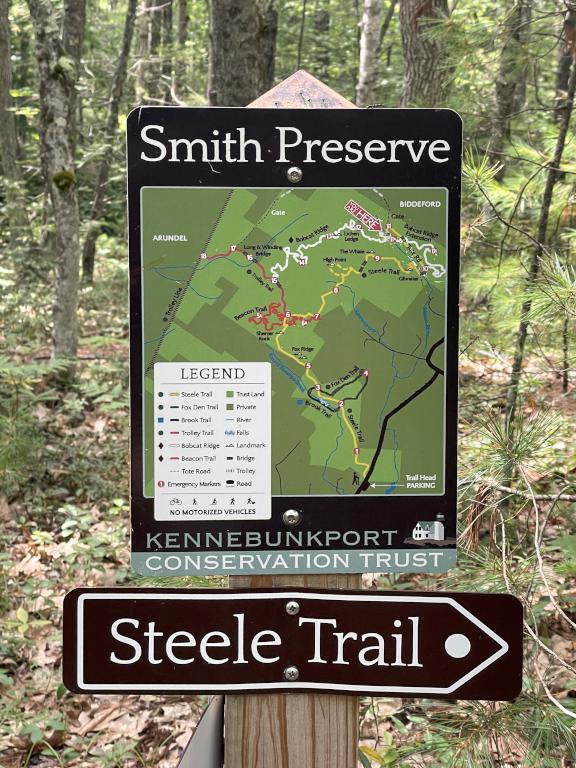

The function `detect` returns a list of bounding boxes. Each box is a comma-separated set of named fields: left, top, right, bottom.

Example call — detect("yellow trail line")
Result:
left=270, top=239, right=418, bottom=476
left=270, top=244, right=418, bottom=476
left=272, top=258, right=380, bottom=475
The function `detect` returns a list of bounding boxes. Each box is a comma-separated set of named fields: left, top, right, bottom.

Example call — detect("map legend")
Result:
left=153, top=362, right=271, bottom=521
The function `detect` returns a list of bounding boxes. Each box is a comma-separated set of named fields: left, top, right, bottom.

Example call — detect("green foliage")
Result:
left=2, top=0, right=576, bottom=764
left=0, top=357, right=68, bottom=498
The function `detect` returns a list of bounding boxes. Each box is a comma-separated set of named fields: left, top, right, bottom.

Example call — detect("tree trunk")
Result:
left=147, top=0, right=162, bottom=102
left=26, top=0, right=85, bottom=363
left=399, top=0, right=449, bottom=107
left=296, top=0, right=307, bottom=71
left=0, top=0, right=28, bottom=236
left=136, top=0, right=150, bottom=102
left=490, top=0, right=531, bottom=180
left=313, top=4, right=330, bottom=82
left=162, top=0, right=173, bottom=102
left=505, top=53, right=576, bottom=426
left=356, top=0, right=381, bottom=107
left=555, top=7, right=576, bottom=119
left=208, top=0, right=277, bottom=106
left=259, top=1, right=278, bottom=92
left=63, top=0, right=86, bottom=155
left=356, top=0, right=397, bottom=107
left=137, top=0, right=162, bottom=104
left=82, top=0, right=138, bottom=284
left=0, top=0, right=19, bottom=181
left=512, top=1, right=530, bottom=114
left=174, top=0, right=188, bottom=99
left=562, top=314, right=569, bottom=393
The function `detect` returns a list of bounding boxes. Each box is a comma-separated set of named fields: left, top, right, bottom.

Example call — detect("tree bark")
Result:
left=562, top=314, right=569, bottom=393
left=0, top=0, right=28, bottom=236
left=147, top=0, right=162, bottom=102
left=505, top=53, right=576, bottom=426
left=208, top=0, right=278, bottom=106
left=136, top=0, right=150, bottom=102
left=162, top=0, right=173, bottom=102
left=26, top=0, right=86, bottom=363
left=555, top=7, right=576, bottom=119
left=137, top=0, right=162, bottom=104
left=82, top=0, right=138, bottom=284
left=63, top=0, right=86, bottom=154
left=356, top=0, right=397, bottom=107
left=174, top=0, right=188, bottom=99
left=296, top=0, right=307, bottom=71
left=0, top=0, right=19, bottom=181
left=490, top=0, right=531, bottom=180
left=312, top=5, right=330, bottom=82
left=259, top=1, right=278, bottom=93
left=399, top=0, right=449, bottom=107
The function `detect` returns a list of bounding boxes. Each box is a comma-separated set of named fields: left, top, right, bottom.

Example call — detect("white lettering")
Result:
left=276, top=126, right=303, bottom=162
left=251, top=630, right=282, bottom=663
left=199, top=631, right=230, bottom=665
left=110, top=618, right=142, bottom=665
left=140, top=125, right=167, bottom=162
left=166, top=631, right=196, bottom=664
left=428, top=139, right=451, bottom=163
left=359, top=633, right=387, bottom=666
left=144, top=621, right=163, bottom=665
left=299, top=617, right=337, bottom=663
left=334, top=631, right=357, bottom=664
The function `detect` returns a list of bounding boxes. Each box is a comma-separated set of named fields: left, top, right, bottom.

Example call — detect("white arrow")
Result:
left=370, top=483, right=405, bottom=488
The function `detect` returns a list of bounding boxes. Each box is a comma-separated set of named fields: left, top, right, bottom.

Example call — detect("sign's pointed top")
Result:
left=248, top=69, right=357, bottom=109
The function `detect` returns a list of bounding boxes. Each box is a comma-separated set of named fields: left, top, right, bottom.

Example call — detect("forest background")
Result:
left=1, top=0, right=576, bottom=766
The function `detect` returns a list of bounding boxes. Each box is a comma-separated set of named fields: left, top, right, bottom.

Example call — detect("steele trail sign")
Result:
left=128, top=106, right=462, bottom=576
left=63, top=588, right=522, bottom=701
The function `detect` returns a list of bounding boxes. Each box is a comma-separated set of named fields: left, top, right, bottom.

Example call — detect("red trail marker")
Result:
left=345, top=199, right=382, bottom=231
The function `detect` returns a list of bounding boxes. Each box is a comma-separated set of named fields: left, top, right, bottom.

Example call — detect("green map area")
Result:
left=141, top=187, right=447, bottom=498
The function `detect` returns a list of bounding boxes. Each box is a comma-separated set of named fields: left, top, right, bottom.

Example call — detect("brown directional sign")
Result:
left=63, top=588, right=522, bottom=701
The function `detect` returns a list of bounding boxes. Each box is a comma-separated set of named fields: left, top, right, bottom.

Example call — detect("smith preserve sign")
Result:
left=127, top=107, right=462, bottom=576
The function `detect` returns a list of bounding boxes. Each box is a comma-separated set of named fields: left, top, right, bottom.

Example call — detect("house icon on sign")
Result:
left=412, top=513, right=445, bottom=541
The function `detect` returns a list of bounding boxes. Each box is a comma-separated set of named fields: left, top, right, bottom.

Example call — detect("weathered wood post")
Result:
left=225, top=70, right=361, bottom=768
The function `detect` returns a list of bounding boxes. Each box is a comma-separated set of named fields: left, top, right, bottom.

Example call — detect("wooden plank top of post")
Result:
left=226, top=70, right=360, bottom=768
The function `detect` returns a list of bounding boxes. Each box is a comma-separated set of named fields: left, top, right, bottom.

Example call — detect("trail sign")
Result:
left=128, top=107, right=462, bottom=576
left=63, top=588, right=522, bottom=701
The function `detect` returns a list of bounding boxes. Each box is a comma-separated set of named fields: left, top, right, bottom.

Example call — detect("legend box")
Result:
left=153, top=362, right=271, bottom=521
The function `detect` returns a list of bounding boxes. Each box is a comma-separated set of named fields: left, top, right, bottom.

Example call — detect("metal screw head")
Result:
left=287, top=166, right=303, bottom=184
left=283, top=665, right=300, bottom=682
left=282, top=509, right=301, bottom=526
left=285, top=600, right=300, bottom=616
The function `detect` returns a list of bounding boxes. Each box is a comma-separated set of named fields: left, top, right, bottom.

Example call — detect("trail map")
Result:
left=141, top=186, right=447, bottom=500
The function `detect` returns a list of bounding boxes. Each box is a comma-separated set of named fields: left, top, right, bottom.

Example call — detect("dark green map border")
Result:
left=141, top=187, right=447, bottom=500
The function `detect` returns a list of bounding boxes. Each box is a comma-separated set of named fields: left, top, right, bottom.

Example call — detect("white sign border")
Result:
left=76, top=591, right=509, bottom=694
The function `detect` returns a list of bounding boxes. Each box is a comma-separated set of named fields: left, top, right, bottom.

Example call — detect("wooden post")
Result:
left=225, top=71, right=360, bottom=768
